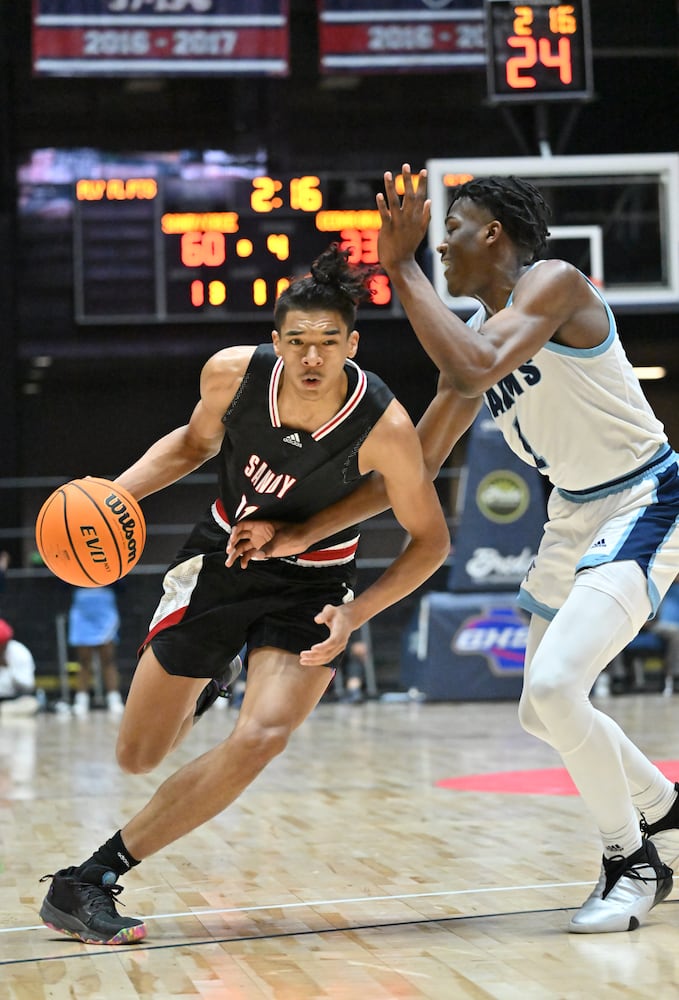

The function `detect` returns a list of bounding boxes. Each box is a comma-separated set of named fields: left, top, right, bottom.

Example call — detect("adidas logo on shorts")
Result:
left=592, top=537, right=607, bottom=548
left=283, top=432, right=302, bottom=448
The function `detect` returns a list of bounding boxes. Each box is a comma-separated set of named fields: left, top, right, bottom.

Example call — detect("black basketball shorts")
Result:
left=142, top=517, right=357, bottom=679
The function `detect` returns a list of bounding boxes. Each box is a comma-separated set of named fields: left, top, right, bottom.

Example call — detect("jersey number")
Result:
left=513, top=416, right=548, bottom=470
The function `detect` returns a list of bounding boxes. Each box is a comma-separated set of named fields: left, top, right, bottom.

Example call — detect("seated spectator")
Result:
left=0, top=618, right=39, bottom=716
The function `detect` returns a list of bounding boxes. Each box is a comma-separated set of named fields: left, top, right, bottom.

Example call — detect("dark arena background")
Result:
left=2, top=1, right=679, bottom=695
left=1, top=2, right=678, bottom=695
left=4, top=3, right=679, bottom=994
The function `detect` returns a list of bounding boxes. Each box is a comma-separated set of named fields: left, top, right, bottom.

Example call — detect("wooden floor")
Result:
left=2, top=690, right=679, bottom=998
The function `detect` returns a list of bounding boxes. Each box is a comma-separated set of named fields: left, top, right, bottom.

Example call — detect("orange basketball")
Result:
left=35, top=478, right=146, bottom=587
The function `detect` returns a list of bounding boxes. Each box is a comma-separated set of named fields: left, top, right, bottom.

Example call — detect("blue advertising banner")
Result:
left=447, top=409, right=547, bottom=593
left=32, top=0, right=290, bottom=76
left=400, top=591, right=526, bottom=700
left=317, top=0, right=485, bottom=74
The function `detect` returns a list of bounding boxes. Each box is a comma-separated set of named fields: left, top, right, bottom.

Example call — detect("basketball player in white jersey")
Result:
left=229, top=167, right=679, bottom=935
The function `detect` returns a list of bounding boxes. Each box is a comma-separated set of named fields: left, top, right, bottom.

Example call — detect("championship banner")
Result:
left=447, top=409, right=547, bottom=593
left=32, top=0, right=290, bottom=77
left=317, top=0, right=485, bottom=74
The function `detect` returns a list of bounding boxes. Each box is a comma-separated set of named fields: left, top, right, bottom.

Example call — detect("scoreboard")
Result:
left=73, top=171, right=392, bottom=323
left=484, top=0, right=593, bottom=102
left=17, top=150, right=399, bottom=326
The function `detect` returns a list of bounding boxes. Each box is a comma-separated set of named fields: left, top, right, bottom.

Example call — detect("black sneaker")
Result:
left=194, top=654, right=243, bottom=720
left=39, top=867, right=146, bottom=945
left=641, top=781, right=679, bottom=866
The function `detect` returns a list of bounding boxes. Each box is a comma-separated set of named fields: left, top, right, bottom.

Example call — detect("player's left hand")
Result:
left=299, top=603, right=359, bottom=667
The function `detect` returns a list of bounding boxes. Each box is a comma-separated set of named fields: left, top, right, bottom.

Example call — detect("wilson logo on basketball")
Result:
left=104, top=494, right=139, bottom=563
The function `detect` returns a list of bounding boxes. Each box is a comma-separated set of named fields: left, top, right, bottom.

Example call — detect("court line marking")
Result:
left=3, top=893, right=678, bottom=968
left=0, top=878, right=596, bottom=936
left=128, top=878, right=599, bottom=922
left=0, top=904, right=613, bottom=967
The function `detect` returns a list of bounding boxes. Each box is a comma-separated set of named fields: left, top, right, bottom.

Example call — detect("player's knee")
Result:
left=231, top=717, right=291, bottom=764
left=518, top=690, right=546, bottom=738
left=523, top=666, right=572, bottom=726
left=115, top=736, right=166, bottom=775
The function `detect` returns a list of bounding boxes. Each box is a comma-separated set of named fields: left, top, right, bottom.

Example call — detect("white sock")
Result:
left=632, top=779, right=678, bottom=826
left=601, top=818, right=644, bottom=860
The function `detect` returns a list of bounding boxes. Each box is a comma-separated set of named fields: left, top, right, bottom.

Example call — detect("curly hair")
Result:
left=273, top=243, right=378, bottom=330
left=446, top=176, right=551, bottom=264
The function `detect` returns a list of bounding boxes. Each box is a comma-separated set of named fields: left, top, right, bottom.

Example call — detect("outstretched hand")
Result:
left=299, top=603, right=358, bottom=667
left=376, top=163, right=431, bottom=270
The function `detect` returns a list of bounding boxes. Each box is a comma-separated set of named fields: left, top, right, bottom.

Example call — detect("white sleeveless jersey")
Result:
left=470, top=274, right=668, bottom=493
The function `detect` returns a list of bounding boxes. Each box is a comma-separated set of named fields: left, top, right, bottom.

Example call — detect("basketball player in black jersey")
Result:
left=38, top=245, right=450, bottom=945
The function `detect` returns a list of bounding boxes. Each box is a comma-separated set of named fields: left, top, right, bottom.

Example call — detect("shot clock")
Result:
left=70, top=159, right=394, bottom=324
left=484, top=0, right=593, bottom=102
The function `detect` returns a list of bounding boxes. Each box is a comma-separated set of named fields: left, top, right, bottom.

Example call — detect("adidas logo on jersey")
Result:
left=592, top=537, right=607, bottom=548
left=283, top=432, right=302, bottom=448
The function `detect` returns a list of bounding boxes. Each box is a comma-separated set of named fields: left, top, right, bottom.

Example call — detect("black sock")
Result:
left=77, top=830, right=141, bottom=882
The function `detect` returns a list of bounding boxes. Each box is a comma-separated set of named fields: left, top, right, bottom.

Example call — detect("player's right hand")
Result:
left=225, top=520, right=308, bottom=568
left=225, top=520, right=275, bottom=568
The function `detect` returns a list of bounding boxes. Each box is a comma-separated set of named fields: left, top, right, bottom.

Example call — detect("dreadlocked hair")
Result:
left=273, top=243, right=379, bottom=330
left=447, top=176, right=551, bottom=264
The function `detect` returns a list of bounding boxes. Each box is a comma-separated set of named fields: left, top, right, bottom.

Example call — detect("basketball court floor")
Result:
left=2, top=692, right=679, bottom=998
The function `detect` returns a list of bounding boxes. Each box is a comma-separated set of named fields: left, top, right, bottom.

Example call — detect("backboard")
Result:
left=425, top=153, right=679, bottom=311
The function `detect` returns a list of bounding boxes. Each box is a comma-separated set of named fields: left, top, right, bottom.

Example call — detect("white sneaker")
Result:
left=72, top=692, right=90, bottom=717
left=106, top=691, right=124, bottom=716
left=569, top=840, right=673, bottom=933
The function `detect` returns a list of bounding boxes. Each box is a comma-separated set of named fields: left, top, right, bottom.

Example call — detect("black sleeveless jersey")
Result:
left=216, top=344, right=394, bottom=554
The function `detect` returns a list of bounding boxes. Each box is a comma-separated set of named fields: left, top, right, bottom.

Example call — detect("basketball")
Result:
left=35, top=478, right=146, bottom=587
